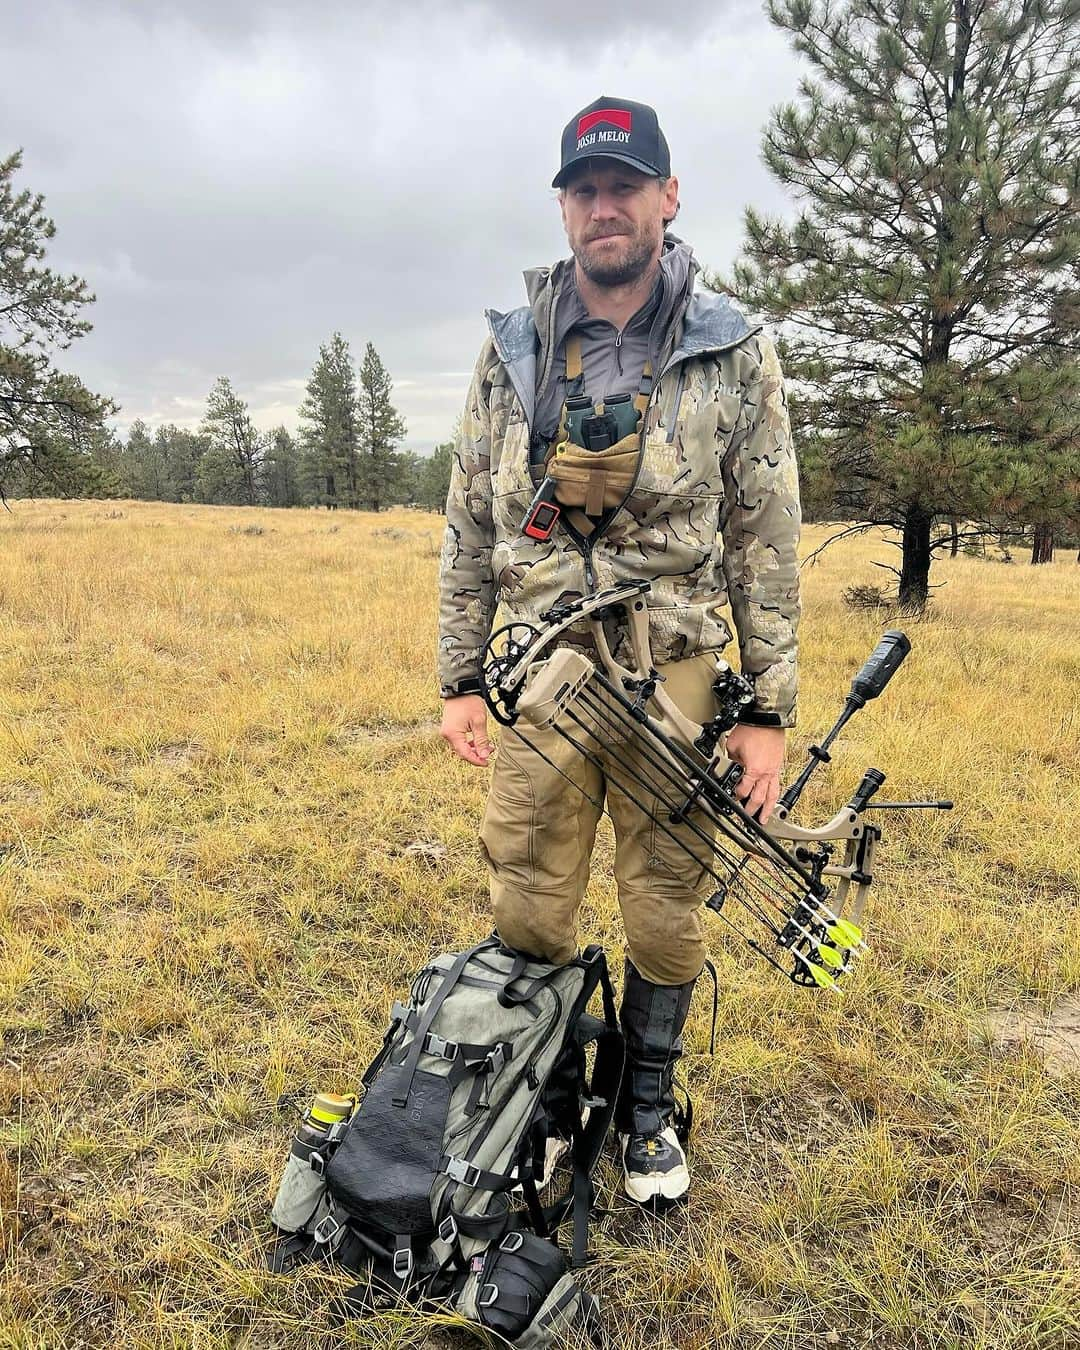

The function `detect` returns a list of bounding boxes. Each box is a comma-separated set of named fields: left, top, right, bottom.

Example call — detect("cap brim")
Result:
left=552, top=153, right=663, bottom=189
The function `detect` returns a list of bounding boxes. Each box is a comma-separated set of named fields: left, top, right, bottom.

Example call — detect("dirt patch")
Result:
left=985, top=996, right=1080, bottom=1077
left=336, top=720, right=440, bottom=748
left=155, top=741, right=206, bottom=766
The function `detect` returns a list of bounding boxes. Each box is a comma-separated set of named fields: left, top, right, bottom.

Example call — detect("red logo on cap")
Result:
left=577, top=108, right=633, bottom=139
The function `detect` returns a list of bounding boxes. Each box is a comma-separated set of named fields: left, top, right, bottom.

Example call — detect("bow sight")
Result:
left=481, top=580, right=952, bottom=993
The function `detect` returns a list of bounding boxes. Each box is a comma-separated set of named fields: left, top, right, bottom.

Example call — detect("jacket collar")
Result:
left=485, top=241, right=758, bottom=430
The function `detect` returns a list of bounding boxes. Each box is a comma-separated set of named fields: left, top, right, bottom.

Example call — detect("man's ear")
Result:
left=558, top=188, right=567, bottom=229
left=661, top=174, right=680, bottom=222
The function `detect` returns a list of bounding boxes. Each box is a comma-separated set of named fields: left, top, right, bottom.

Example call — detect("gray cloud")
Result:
left=2, top=0, right=805, bottom=449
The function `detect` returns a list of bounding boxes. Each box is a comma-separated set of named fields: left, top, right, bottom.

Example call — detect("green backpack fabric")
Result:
left=269, top=937, right=623, bottom=1347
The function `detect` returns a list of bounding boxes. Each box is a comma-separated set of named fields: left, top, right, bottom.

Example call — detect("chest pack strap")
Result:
left=564, top=331, right=584, bottom=392
left=562, top=333, right=654, bottom=414
left=542, top=333, right=655, bottom=531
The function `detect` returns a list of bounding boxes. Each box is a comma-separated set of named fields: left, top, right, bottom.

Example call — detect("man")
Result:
left=438, top=96, right=800, bottom=1205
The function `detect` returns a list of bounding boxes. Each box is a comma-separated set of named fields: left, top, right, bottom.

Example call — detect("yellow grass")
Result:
left=1, top=498, right=1078, bottom=1349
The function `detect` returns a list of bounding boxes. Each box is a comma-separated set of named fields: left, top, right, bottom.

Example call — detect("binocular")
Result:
left=563, top=391, right=639, bottom=452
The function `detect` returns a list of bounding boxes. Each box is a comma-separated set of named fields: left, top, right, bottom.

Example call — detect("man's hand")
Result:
left=725, top=724, right=786, bottom=824
left=440, top=694, right=492, bottom=766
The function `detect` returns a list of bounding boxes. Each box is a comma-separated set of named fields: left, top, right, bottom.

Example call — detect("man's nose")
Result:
left=589, top=190, right=620, bottom=219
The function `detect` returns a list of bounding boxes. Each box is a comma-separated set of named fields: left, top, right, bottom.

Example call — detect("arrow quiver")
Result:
left=480, top=582, right=951, bottom=993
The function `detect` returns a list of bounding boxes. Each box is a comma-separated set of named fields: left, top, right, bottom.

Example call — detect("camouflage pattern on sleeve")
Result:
left=437, top=342, right=499, bottom=697
left=719, top=332, right=801, bottom=727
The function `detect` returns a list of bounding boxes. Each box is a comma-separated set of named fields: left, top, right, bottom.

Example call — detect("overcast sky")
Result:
left=3, top=0, right=808, bottom=451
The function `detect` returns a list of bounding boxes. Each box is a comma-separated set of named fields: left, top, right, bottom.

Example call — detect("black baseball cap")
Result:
left=552, top=95, right=671, bottom=189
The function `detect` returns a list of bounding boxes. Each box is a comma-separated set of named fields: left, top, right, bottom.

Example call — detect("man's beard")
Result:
left=572, top=225, right=658, bottom=287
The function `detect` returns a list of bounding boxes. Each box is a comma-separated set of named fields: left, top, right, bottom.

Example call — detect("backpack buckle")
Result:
left=477, top=1282, right=500, bottom=1308
left=311, top=1213, right=341, bottom=1246
left=309, top=1150, right=327, bottom=1177
left=444, top=1156, right=482, bottom=1187
left=499, top=1231, right=524, bottom=1253
left=392, top=1244, right=414, bottom=1281
left=426, top=1033, right=457, bottom=1061
left=438, top=1215, right=458, bottom=1244
left=486, top=1043, right=510, bottom=1074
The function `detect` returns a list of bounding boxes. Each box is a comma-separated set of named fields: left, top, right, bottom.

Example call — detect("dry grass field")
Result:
left=1, top=498, right=1078, bottom=1350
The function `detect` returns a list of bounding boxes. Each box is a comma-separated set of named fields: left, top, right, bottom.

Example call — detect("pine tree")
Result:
left=157, top=424, right=208, bottom=503
left=83, top=423, right=126, bottom=497
left=298, top=333, right=361, bottom=509
left=716, top=0, right=1079, bottom=607
left=396, top=450, right=423, bottom=506
left=357, top=341, right=407, bottom=512
left=0, top=151, right=115, bottom=498
left=196, top=376, right=263, bottom=505
left=416, top=441, right=454, bottom=512
left=124, top=418, right=166, bottom=499
left=264, top=426, right=303, bottom=507
left=963, top=349, right=1079, bottom=563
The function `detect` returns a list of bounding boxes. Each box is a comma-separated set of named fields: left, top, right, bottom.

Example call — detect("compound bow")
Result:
left=481, top=580, right=951, bottom=993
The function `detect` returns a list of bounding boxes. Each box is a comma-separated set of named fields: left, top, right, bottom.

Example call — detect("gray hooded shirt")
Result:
left=528, top=237, right=695, bottom=457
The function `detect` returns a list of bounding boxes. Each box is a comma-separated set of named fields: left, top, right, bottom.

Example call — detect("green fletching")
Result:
left=828, top=920, right=864, bottom=948
left=808, top=962, right=838, bottom=990
left=816, top=944, right=845, bottom=970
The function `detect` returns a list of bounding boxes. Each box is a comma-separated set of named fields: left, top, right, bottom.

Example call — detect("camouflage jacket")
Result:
left=437, top=260, right=802, bottom=727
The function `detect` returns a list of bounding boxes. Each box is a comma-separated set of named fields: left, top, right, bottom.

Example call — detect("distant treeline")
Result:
left=37, top=335, right=455, bottom=514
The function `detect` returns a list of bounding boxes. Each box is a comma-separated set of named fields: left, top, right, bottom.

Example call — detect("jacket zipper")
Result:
left=664, top=365, right=687, bottom=445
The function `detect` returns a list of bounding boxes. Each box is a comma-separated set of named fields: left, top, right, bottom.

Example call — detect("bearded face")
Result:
left=560, top=161, right=678, bottom=288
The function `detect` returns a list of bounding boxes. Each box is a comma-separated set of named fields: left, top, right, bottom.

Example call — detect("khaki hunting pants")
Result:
left=480, top=653, right=718, bottom=987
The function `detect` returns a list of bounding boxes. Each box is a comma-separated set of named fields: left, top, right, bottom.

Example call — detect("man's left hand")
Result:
left=724, top=724, right=786, bottom=824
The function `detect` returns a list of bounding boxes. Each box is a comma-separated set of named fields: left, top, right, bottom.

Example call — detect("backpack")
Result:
left=268, top=936, right=624, bottom=1347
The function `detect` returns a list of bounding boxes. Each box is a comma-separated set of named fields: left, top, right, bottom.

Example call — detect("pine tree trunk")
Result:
left=949, top=516, right=959, bottom=557
left=1031, top=521, right=1054, bottom=564
left=898, top=506, right=932, bottom=609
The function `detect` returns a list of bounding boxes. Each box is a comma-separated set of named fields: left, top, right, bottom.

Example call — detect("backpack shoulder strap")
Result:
left=543, top=948, right=624, bottom=1267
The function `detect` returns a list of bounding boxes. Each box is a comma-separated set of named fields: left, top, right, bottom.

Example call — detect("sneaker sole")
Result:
left=623, top=1165, right=690, bottom=1205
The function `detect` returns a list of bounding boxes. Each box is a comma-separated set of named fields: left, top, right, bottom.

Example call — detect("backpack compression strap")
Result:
left=393, top=938, right=500, bottom=1108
